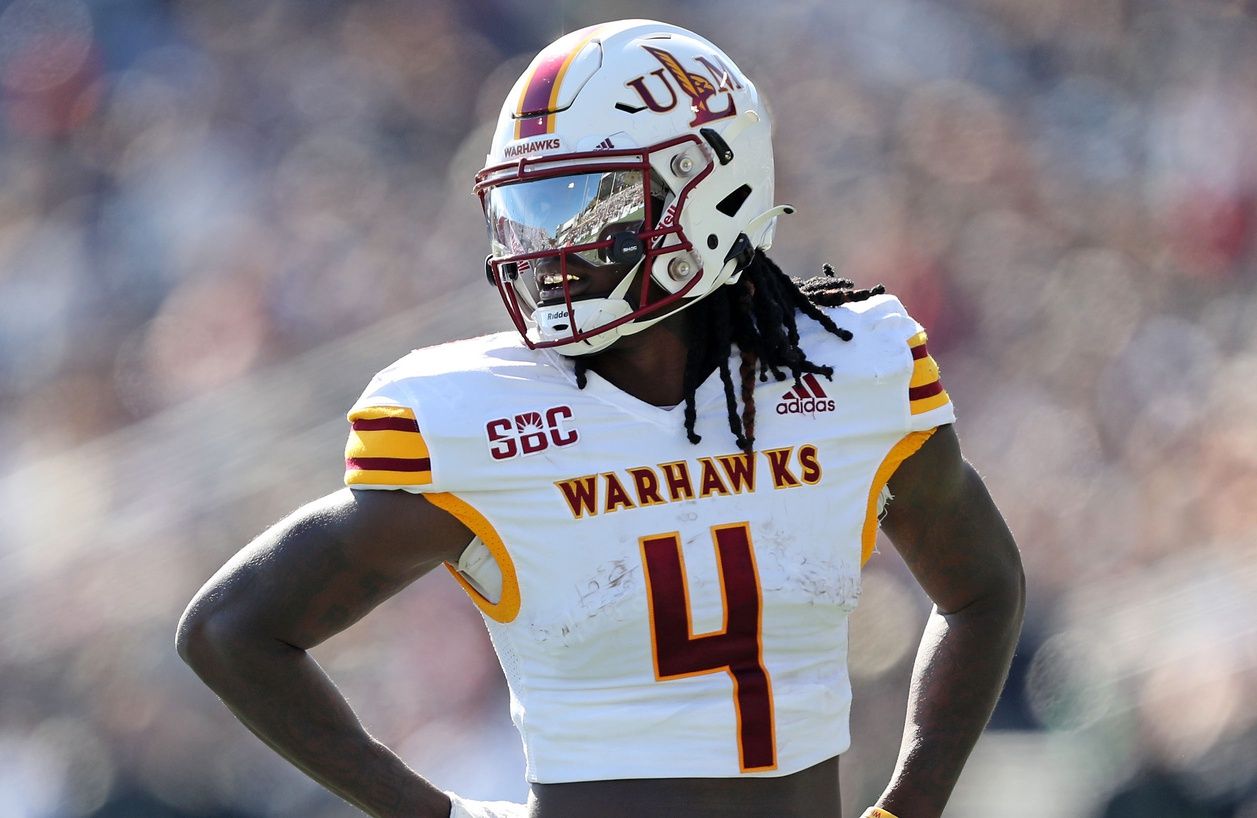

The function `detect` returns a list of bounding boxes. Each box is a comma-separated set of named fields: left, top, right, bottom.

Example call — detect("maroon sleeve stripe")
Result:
left=351, top=416, right=421, bottom=433
left=345, top=456, right=432, bottom=472
left=911, top=343, right=930, bottom=360
left=909, top=380, right=945, bottom=401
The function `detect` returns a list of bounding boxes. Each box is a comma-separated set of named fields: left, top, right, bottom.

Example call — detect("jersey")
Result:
left=342, top=294, right=954, bottom=783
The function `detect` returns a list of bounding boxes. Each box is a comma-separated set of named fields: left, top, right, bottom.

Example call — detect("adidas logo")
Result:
left=776, top=374, right=836, bottom=416
left=593, top=137, right=616, bottom=150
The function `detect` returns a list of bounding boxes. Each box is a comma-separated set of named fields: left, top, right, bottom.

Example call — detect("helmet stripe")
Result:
left=515, top=24, right=606, bottom=140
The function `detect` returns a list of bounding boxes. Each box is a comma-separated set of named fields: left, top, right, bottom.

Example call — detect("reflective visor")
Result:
left=485, top=170, right=646, bottom=266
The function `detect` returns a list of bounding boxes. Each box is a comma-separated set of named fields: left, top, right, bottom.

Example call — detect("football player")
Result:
left=178, top=20, right=1024, bottom=818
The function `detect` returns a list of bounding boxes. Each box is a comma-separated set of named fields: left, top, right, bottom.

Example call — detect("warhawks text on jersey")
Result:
left=343, top=294, right=954, bottom=784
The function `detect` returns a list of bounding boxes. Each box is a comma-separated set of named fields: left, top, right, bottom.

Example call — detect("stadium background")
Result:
left=1, top=0, right=1255, bottom=815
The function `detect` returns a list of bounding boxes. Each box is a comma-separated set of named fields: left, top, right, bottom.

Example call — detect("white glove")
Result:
left=446, top=791, right=529, bottom=818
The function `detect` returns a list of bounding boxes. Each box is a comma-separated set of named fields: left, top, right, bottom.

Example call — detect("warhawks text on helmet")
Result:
left=503, top=138, right=562, bottom=158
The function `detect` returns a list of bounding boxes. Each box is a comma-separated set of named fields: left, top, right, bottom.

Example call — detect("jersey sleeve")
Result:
left=904, top=326, right=956, bottom=432
left=343, top=366, right=436, bottom=492
left=841, top=293, right=956, bottom=434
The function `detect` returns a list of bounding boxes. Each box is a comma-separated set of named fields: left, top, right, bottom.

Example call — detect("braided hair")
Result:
left=574, top=250, right=885, bottom=452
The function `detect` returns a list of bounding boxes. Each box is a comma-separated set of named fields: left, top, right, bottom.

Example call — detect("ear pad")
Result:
left=604, top=231, right=645, bottom=265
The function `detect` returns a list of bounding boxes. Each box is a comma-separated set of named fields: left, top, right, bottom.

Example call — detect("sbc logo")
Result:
left=486, top=406, right=578, bottom=460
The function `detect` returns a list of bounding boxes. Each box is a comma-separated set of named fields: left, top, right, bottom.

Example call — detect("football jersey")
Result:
left=343, top=294, right=954, bottom=783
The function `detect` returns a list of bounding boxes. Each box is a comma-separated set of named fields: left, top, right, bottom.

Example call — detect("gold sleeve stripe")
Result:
left=344, top=406, right=431, bottom=486
left=861, top=429, right=937, bottom=566
left=348, top=405, right=418, bottom=423
left=910, top=354, right=941, bottom=388
left=345, top=428, right=430, bottom=460
left=906, top=332, right=950, bottom=414
left=427, top=492, right=521, bottom=624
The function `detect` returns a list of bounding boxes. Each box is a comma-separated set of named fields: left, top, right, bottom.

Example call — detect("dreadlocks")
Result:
left=573, top=250, right=885, bottom=453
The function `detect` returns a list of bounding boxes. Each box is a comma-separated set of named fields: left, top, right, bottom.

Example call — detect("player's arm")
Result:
left=871, top=424, right=1026, bottom=818
left=175, top=487, right=471, bottom=818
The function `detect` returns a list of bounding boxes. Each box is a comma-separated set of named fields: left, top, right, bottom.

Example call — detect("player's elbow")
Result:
left=176, top=599, right=224, bottom=673
left=175, top=591, right=257, bottom=677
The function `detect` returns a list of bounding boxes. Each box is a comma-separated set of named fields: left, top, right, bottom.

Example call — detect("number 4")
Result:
left=639, top=523, right=777, bottom=772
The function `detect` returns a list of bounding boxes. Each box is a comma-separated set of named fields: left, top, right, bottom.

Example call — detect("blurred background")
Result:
left=0, top=0, right=1255, bottom=815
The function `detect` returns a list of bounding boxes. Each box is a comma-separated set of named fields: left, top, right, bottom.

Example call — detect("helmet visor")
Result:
left=484, top=170, right=647, bottom=266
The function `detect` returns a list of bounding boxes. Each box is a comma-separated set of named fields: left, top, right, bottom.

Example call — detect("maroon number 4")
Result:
left=639, top=523, right=777, bottom=772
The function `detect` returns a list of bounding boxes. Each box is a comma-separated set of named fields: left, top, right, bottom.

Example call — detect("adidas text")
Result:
left=776, top=397, right=836, bottom=415
left=775, top=373, right=836, bottom=416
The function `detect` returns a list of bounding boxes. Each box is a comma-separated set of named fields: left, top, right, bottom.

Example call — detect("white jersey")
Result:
left=343, top=294, right=954, bottom=783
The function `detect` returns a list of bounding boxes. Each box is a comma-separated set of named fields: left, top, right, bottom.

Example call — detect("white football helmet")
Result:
left=474, top=19, right=791, bottom=355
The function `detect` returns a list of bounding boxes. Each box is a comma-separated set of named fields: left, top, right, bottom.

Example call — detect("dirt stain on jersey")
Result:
left=530, top=558, right=642, bottom=647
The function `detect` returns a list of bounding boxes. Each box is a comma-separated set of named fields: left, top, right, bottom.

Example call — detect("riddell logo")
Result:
left=776, top=374, right=836, bottom=416
left=486, top=406, right=579, bottom=460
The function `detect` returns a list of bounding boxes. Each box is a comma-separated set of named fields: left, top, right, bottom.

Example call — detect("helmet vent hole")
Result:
left=716, top=184, right=753, bottom=217
left=707, top=234, right=719, bottom=249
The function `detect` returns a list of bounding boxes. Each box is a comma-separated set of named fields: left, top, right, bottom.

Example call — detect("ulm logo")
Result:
left=486, top=406, right=578, bottom=460
left=776, top=374, right=836, bottom=416
left=624, top=46, right=742, bottom=127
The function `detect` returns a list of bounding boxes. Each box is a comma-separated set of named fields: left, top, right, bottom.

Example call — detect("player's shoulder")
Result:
left=344, top=331, right=577, bottom=493
left=376, top=330, right=557, bottom=381
left=793, top=292, right=927, bottom=367
left=823, top=292, right=921, bottom=338
left=354, top=331, right=570, bottom=406
left=348, top=330, right=578, bottom=448
left=831, top=293, right=955, bottom=428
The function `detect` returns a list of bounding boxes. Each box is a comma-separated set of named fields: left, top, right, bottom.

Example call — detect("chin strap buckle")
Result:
left=724, top=233, right=755, bottom=272
left=723, top=202, right=798, bottom=282
left=700, top=110, right=761, bottom=165
left=700, top=127, right=735, bottom=165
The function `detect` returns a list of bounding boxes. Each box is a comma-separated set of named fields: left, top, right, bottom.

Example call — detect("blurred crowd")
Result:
left=1, top=0, right=1256, bottom=815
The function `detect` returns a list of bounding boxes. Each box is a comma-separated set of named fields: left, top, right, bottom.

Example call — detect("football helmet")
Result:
left=474, top=19, right=791, bottom=355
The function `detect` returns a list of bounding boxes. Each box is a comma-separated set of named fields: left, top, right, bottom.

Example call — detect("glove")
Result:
left=446, top=791, right=529, bottom=818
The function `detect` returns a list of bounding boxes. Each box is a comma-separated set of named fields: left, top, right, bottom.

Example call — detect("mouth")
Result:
left=536, top=270, right=584, bottom=304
